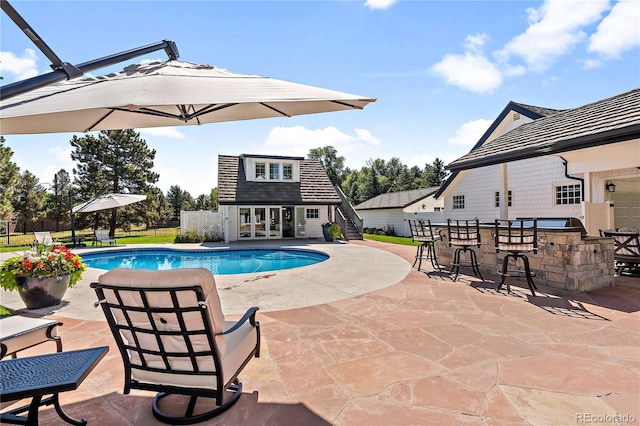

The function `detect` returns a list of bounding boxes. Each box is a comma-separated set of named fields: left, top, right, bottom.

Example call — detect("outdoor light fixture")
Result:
left=606, top=181, right=616, bottom=193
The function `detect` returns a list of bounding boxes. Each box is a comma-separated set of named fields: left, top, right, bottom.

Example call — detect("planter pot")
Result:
left=322, top=226, right=333, bottom=242
left=16, top=274, right=70, bottom=309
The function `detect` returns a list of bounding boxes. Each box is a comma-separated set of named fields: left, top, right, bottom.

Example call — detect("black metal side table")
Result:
left=0, top=346, right=109, bottom=425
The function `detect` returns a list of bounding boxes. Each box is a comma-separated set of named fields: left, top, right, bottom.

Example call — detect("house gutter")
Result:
left=560, top=156, right=584, bottom=201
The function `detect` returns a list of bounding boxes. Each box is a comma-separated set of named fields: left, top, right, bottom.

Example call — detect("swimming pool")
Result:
left=82, top=248, right=328, bottom=275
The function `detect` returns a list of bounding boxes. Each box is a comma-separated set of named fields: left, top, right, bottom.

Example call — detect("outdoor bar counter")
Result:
left=432, top=221, right=615, bottom=292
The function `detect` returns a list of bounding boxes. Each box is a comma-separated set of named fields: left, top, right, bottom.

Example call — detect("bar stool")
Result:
left=447, top=219, right=484, bottom=281
left=494, top=219, right=538, bottom=296
left=408, top=219, right=442, bottom=271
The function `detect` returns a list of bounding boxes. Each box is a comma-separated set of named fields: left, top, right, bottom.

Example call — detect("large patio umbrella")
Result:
left=70, top=193, right=146, bottom=247
left=0, top=60, right=376, bottom=135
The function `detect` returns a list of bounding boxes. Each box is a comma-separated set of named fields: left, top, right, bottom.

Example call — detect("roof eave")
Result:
left=447, top=125, right=640, bottom=172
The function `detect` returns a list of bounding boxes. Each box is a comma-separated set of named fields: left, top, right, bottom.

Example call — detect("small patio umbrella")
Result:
left=70, top=193, right=146, bottom=247
left=72, top=193, right=147, bottom=214
left=0, top=60, right=376, bottom=135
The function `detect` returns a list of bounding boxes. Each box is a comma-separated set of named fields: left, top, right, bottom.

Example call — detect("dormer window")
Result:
left=242, top=155, right=301, bottom=182
left=283, top=164, right=293, bottom=180
left=270, top=163, right=280, bottom=180
left=256, top=163, right=266, bottom=179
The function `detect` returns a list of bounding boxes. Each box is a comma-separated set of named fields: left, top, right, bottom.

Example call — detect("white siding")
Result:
left=305, top=205, right=331, bottom=239
left=443, top=156, right=582, bottom=222
left=404, top=195, right=444, bottom=213
left=359, top=209, right=406, bottom=236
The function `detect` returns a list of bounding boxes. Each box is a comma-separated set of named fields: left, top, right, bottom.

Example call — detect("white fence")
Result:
left=180, top=210, right=224, bottom=240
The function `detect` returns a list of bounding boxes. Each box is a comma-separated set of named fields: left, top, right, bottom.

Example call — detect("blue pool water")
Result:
left=82, top=248, right=328, bottom=275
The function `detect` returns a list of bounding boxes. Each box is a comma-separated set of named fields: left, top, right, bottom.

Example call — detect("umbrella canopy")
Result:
left=0, top=60, right=376, bottom=135
left=72, top=193, right=146, bottom=214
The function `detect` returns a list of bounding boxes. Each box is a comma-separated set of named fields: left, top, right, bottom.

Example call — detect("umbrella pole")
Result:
left=69, top=191, right=77, bottom=248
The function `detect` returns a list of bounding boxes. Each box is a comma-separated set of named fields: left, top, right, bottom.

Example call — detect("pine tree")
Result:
left=70, top=130, right=159, bottom=237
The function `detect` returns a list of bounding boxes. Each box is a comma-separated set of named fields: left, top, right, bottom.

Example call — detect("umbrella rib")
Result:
left=331, top=100, right=363, bottom=110
left=190, top=103, right=238, bottom=117
left=111, top=106, right=185, bottom=120
left=85, top=109, right=116, bottom=132
left=260, top=103, right=290, bottom=117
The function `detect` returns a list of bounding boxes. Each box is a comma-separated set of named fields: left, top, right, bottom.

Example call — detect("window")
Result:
left=507, top=190, right=512, bottom=207
left=495, top=192, right=500, bottom=207
left=555, top=184, right=581, bottom=205
left=306, top=208, right=319, bottom=219
left=283, top=164, right=293, bottom=180
left=255, top=163, right=265, bottom=179
left=452, top=195, right=465, bottom=209
left=269, top=163, right=279, bottom=180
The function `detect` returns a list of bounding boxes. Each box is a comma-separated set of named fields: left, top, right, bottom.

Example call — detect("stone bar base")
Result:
left=434, top=228, right=615, bottom=292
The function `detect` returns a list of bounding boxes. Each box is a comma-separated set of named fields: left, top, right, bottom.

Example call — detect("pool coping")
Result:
left=0, top=240, right=411, bottom=319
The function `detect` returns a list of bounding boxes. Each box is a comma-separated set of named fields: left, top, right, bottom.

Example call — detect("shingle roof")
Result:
left=217, top=155, right=341, bottom=205
left=434, top=101, right=560, bottom=199
left=447, top=88, right=640, bottom=172
left=354, top=187, right=440, bottom=210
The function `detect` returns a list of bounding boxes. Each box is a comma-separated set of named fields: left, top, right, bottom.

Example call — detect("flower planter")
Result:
left=16, top=274, right=70, bottom=309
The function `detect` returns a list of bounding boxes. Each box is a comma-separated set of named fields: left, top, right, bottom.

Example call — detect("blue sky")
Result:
left=1, top=0, right=639, bottom=197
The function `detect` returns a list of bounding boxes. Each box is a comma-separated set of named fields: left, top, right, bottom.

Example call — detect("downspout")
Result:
left=560, top=157, right=584, bottom=201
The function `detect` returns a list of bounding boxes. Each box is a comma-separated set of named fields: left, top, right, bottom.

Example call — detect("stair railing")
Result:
left=334, top=185, right=363, bottom=238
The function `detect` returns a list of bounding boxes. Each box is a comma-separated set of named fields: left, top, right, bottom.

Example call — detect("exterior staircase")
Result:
left=334, top=186, right=363, bottom=241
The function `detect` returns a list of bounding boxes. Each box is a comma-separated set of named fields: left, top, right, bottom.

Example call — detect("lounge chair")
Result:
left=91, top=268, right=260, bottom=424
left=94, top=229, right=116, bottom=246
left=33, top=231, right=54, bottom=246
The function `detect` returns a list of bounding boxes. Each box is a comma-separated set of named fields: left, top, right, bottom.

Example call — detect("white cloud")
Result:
left=138, top=127, right=186, bottom=139
left=582, top=58, right=603, bottom=69
left=464, top=33, right=490, bottom=53
left=35, top=146, right=75, bottom=186
left=449, top=119, right=492, bottom=147
left=431, top=52, right=503, bottom=93
left=364, top=0, right=398, bottom=10
left=496, top=0, right=609, bottom=72
left=262, top=125, right=380, bottom=159
left=588, top=0, right=640, bottom=59
left=353, top=128, right=381, bottom=146
left=0, top=49, right=38, bottom=81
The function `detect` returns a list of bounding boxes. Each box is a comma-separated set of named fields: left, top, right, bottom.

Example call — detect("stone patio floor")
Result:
left=1, top=240, right=639, bottom=425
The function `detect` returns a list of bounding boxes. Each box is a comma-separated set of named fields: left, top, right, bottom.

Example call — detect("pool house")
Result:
left=217, top=154, right=341, bottom=242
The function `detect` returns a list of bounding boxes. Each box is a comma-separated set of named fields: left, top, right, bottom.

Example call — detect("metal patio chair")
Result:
left=446, top=219, right=484, bottom=282
left=408, top=219, right=443, bottom=271
left=91, top=268, right=260, bottom=424
left=494, top=219, right=538, bottom=296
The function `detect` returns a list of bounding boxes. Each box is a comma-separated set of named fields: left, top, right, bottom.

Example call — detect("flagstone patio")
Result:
left=2, top=240, right=638, bottom=425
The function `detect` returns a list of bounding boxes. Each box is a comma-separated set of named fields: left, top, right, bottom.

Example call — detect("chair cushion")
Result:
left=98, top=268, right=229, bottom=356
left=0, top=316, right=59, bottom=357
left=131, top=319, right=258, bottom=389
left=98, top=268, right=224, bottom=331
left=449, top=231, right=479, bottom=246
left=497, top=235, right=535, bottom=252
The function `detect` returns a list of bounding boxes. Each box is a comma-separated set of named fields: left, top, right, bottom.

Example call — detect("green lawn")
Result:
left=363, top=233, right=419, bottom=246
